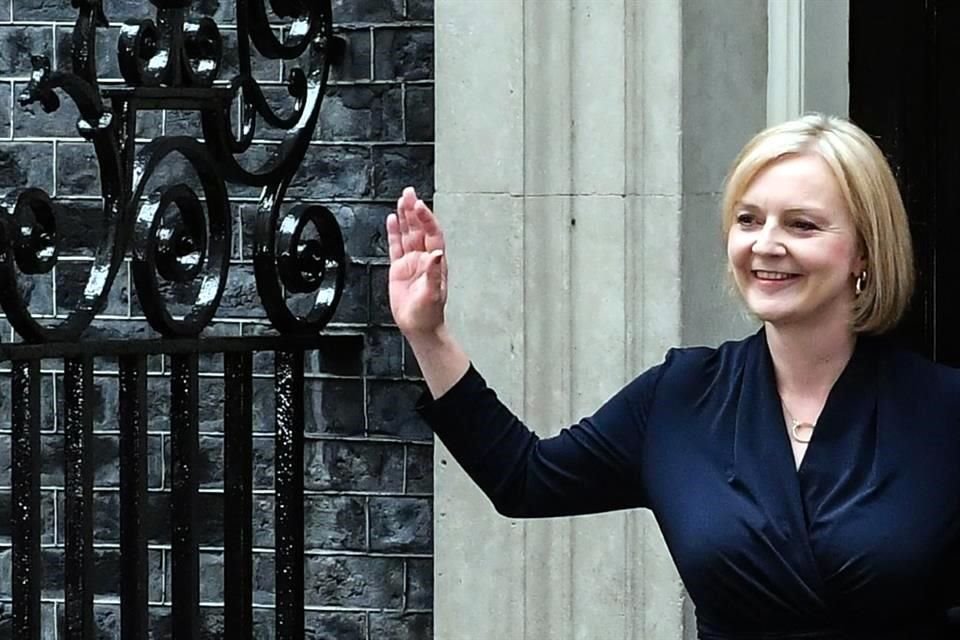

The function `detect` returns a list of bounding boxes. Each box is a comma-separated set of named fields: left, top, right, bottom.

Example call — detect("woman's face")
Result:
left=726, top=153, right=865, bottom=330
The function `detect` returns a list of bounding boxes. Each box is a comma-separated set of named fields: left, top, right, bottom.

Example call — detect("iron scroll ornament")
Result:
left=0, top=0, right=347, bottom=343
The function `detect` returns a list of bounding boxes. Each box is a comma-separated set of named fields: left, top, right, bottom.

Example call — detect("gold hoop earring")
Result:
left=855, top=271, right=867, bottom=296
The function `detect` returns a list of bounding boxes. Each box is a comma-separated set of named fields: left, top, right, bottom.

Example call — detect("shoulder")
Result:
left=633, top=332, right=761, bottom=407
left=659, top=331, right=759, bottom=380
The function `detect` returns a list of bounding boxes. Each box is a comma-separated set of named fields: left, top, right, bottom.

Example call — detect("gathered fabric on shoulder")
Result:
left=418, top=330, right=960, bottom=638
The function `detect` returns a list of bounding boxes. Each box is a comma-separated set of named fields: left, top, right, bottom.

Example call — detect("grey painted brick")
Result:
left=161, top=435, right=226, bottom=491
left=304, top=377, right=365, bottom=436
left=31, top=547, right=123, bottom=597
left=303, top=555, right=403, bottom=608
left=368, top=612, right=433, bottom=639
left=333, top=0, right=404, bottom=24
left=143, top=491, right=224, bottom=546
left=18, top=271, right=54, bottom=316
left=365, top=327, right=403, bottom=377
left=0, top=142, right=54, bottom=194
left=326, top=29, right=372, bottom=83
left=198, top=377, right=226, bottom=432
left=313, top=85, right=404, bottom=142
left=164, top=109, right=203, bottom=137
left=13, top=0, right=76, bottom=21
left=253, top=494, right=275, bottom=547
left=304, top=611, right=367, bottom=640
left=369, top=496, right=431, bottom=553
left=305, top=494, right=368, bottom=550
left=303, top=340, right=365, bottom=377
left=289, top=145, right=373, bottom=200
left=54, top=201, right=111, bottom=258
left=406, top=84, right=435, bottom=142
left=405, top=444, right=433, bottom=494
left=369, top=263, right=393, bottom=324
left=218, top=263, right=267, bottom=318
left=219, top=29, right=283, bottom=83
left=54, top=25, right=122, bottom=80
left=407, top=557, right=432, bottom=609
left=198, top=551, right=225, bottom=601
left=0, top=490, right=54, bottom=546
left=56, top=141, right=102, bottom=195
left=197, top=435, right=225, bottom=488
left=403, top=336, right=423, bottom=377
left=407, top=0, right=434, bottom=21
left=56, top=260, right=129, bottom=318
left=304, top=440, right=405, bottom=492
left=331, top=260, right=370, bottom=324
left=252, top=378, right=277, bottom=434
left=51, top=603, right=121, bottom=640
left=373, top=144, right=434, bottom=198
left=104, top=0, right=237, bottom=22
left=251, top=494, right=367, bottom=551
left=252, top=435, right=276, bottom=488
left=334, top=201, right=391, bottom=259
left=0, top=26, right=53, bottom=76
left=367, top=379, right=431, bottom=441
left=373, top=27, right=433, bottom=81
left=0, top=83, right=10, bottom=138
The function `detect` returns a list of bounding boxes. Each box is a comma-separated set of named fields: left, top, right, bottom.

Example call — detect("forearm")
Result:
left=405, top=324, right=471, bottom=399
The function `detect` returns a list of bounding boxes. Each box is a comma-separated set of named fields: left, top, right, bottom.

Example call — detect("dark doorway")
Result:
left=849, top=0, right=960, bottom=364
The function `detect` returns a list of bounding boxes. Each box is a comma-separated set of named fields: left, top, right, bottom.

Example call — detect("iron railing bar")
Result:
left=0, top=333, right=362, bottom=361
left=119, top=354, right=149, bottom=640
left=64, top=356, right=95, bottom=640
left=11, top=358, right=41, bottom=640
left=224, top=350, right=254, bottom=639
left=171, top=353, right=200, bottom=639
left=274, top=349, right=305, bottom=639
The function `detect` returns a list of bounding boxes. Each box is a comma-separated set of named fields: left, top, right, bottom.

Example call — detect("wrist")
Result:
left=403, top=324, right=452, bottom=352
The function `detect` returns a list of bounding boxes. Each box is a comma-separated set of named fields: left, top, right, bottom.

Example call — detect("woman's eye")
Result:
left=736, top=213, right=758, bottom=226
left=791, top=220, right=819, bottom=231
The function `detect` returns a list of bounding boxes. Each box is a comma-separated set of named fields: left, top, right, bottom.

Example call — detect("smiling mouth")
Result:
left=752, top=270, right=800, bottom=281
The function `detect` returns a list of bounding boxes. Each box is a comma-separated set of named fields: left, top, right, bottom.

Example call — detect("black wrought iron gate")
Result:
left=0, top=1, right=359, bottom=637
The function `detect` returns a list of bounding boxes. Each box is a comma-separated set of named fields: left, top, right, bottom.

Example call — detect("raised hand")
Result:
left=387, top=186, right=447, bottom=337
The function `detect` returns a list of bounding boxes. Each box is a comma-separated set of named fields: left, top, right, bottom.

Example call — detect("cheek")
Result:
left=726, top=233, right=750, bottom=268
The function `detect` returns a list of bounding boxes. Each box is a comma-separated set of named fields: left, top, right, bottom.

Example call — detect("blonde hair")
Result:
left=722, top=113, right=914, bottom=335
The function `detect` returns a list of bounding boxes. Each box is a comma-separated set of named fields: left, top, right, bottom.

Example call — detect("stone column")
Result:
left=434, top=1, right=766, bottom=637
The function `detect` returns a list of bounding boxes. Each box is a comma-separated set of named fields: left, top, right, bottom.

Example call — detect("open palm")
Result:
left=387, top=187, right=447, bottom=335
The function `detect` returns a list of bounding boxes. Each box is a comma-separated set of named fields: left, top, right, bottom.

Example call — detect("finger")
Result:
left=422, top=249, right=444, bottom=299
left=406, top=204, right=426, bottom=254
left=414, top=200, right=445, bottom=253
left=397, top=195, right=413, bottom=253
left=402, top=186, right=418, bottom=210
left=438, top=253, right=448, bottom=297
left=386, top=213, right=404, bottom=261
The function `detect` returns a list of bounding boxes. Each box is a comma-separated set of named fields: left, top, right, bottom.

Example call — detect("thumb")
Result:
left=425, top=249, right=444, bottom=291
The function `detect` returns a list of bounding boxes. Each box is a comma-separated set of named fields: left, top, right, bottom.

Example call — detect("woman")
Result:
left=386, top=114, right=960, bottom=638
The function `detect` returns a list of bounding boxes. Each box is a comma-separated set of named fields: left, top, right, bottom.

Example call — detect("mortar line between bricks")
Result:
left=0, top=485, right=433, bottom=497
left=4, top=541, right=433, bottom=558
left=51, top=137, right=58, bottom=197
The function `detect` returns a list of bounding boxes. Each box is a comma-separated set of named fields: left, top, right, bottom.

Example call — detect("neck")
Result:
left=764, top=320, right=857, bottom=398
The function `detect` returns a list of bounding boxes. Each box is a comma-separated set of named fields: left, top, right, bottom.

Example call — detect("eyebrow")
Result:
left=734, top=201, right=827, bottom=215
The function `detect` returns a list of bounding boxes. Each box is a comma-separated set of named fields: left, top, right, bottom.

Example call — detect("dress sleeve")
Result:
left=417, top=357, right=669, bottom=518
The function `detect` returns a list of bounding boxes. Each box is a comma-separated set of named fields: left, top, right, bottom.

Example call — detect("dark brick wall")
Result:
left=0, top=1, right=433, bottom=638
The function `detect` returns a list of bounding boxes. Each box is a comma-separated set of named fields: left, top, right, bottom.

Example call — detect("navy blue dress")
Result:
left=418, top=330, right=960, bottom=639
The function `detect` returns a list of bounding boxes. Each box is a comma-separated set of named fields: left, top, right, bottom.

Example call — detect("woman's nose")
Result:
left=751, top=224, right=786, bottom=256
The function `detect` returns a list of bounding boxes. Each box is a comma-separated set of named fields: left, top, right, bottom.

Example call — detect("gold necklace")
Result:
left=782, top=403, right=816, bottom=444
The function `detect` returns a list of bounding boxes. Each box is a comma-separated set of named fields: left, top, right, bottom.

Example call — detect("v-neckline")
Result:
left=759, top=331, right=866, bottom=479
